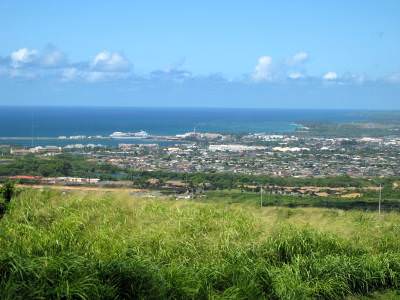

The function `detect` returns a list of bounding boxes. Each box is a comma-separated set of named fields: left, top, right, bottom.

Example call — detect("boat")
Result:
left=110, top=130, right=149, bottom=139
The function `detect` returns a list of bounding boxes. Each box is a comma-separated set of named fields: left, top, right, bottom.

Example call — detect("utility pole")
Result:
left=378, top=183, right=382, bottom=215
left=260, top=186, right=263, bottom=208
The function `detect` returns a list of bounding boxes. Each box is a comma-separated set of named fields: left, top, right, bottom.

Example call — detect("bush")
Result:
left=0, top=180, right=15, bottom=203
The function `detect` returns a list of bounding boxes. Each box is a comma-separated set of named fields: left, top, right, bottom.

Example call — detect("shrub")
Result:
left=0, top=180, right=15, bottom=203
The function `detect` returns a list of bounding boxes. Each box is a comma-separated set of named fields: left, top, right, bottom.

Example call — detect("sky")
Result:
left=0, top=0, right=400, bottom=109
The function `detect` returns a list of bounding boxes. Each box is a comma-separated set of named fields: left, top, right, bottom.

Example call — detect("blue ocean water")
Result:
left=0, top=107, right=368, bottom=147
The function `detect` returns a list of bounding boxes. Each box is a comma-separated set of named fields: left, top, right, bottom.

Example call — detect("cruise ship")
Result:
left=110, top=130, right=149, bottom=139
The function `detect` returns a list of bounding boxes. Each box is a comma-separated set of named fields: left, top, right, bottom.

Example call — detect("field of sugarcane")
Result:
left=1, top=189, right=400, bottom=299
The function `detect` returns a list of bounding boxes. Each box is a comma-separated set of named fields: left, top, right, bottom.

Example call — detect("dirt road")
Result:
left=16, top=184, right=146, bottom=193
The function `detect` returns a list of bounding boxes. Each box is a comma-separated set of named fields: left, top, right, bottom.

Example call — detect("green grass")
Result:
left=205, top=190, right=400, bottom=211
left=1, top=189, right=400, bottom=299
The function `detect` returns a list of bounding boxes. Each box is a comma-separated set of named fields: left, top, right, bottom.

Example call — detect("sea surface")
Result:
left=0, top=107, right=369, bottom=147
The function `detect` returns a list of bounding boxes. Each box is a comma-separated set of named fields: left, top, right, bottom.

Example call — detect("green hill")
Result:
left=1, top=189, right=400, bottom=299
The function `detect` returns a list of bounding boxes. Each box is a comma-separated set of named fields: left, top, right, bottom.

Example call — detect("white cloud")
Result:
left=91, top=51, right=130, bottom=72
left=61, top=68, right=79, bottom=81
left=85, top=71, right=108, bottom=82
left=323, top=71, right=338, bottom=81
left=58, top=50, right=132, bottom=82
left=288, top=71, right=304, bottom=80
left=252, top=56, right=273, bottom=81
left=61, top=68, right=123, bottom=83
left=41, top=49, right=65, bottom=67
left=287, top=51, right=309, bottom=66
left=10, top=48, right=38, bottom=67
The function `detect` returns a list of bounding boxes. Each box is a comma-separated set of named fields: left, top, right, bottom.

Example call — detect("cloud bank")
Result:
left=0, top=45, right=400, bottom=109
left=0, top=46, right=132, bottom=82
left=0, top=46, right=398, bottom=86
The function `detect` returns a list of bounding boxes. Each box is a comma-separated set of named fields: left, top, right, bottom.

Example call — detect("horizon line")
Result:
left=0, top=105, right=398, bottom=112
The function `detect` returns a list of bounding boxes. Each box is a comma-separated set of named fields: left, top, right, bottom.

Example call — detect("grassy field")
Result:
left=205, top=190, right=400, bottom=211
left=1, top=189, right=400, bottom=299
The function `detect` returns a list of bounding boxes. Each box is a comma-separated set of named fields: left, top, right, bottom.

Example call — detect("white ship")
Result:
left=110, top=130, right=149, bottom=139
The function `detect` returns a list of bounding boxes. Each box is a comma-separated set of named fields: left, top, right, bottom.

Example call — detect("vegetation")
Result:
left=1, top=189, right=400, bottom=299
left=0, top=180, right=15, bottom=203
left=0, top=180, right=16, bottom=218
left=0, top=154, right=121, bottom=180
left=297, top=121, right=400, bottom=137
left=3, top=156, right=400, bottom=197
left=205, top=190, right=400, bottom=211
left=0, top=155, right=387, bottom=186
left=129, top=170, right=389, bottom=190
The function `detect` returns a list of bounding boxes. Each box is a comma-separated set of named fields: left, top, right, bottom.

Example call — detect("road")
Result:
left=16, top=184, right=146, bottom=193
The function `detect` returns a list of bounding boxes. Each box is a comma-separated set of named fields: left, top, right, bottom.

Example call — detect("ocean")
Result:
left=0, top=107, right=368, bottom=147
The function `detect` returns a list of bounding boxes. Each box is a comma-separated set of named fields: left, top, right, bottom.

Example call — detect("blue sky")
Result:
left=0, top=0, right=399, bottom=108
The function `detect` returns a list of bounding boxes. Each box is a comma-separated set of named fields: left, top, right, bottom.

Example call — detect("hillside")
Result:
left=1, top=189, right=400, bottom=299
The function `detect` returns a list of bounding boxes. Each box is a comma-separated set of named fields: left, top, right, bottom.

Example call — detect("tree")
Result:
left=1, top=180, right=15, bottom=203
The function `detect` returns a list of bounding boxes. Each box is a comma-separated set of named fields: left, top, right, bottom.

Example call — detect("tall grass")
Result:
left=1, top=189, right=400, bottom=299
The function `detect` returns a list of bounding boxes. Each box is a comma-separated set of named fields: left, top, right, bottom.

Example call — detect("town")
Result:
left=3, top=131, right=400, bottom=179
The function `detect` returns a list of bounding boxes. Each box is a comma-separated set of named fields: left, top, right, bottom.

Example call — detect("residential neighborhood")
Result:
left=3, top=132, right=400, bottom=178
